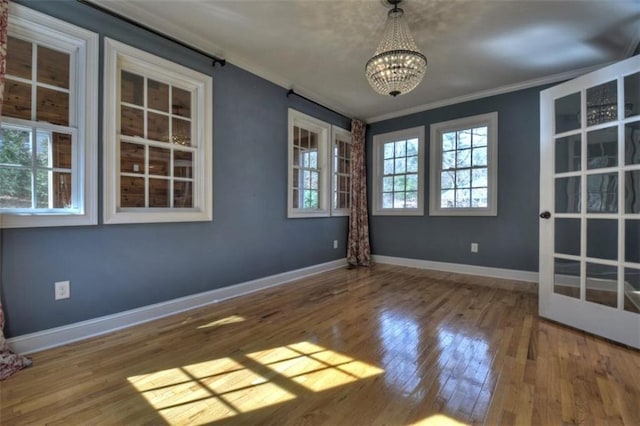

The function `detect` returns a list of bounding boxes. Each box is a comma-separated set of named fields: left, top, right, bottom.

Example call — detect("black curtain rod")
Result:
left=287, top=89, right=350, bottom=120
left=76, top=0, right=226, bottom=68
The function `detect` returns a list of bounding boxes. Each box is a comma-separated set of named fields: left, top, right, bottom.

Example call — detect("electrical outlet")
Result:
left=471, top=243, right=479, bottom=253
left=55, top=281, right=70, bottom=300
left=333, top=240, right=338, bottom=249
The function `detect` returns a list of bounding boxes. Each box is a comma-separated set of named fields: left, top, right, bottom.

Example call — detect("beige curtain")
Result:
left=347, top=119, right=371, bottom=266
left=0, top=0, right=32, bottom=380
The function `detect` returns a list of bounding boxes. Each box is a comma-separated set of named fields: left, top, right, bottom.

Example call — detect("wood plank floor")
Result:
left=1, top=264, right=639, bottom=425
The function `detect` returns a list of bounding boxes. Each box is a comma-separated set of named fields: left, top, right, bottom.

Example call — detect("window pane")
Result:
left=120, top=142, right=145, bottom=174
left=406, top=174, right=417, bottom=191
left=458, top=129, right=471, bottom=149
left=52, top=133, right=72, bottom=169
left=456, top=148, right=471, bottom=168
left=587, top=173, right=618, bottom=213
left=174, top=151, right=193, bottom=178
left=36, top=131, right=51, bottom=168
left=0, top=167, right=32, bottom=208
left=472, top=127, right=487, bottom=147
left=456, top=170, right=470, bottom=188
left=4, top=81, right=32, bottom=120
left=472, top=147, right=487, bottom=167
left=587, top=127, right=617, bottom=169
left=174, top=181, right=193, bottom=208
left=149, top=178, right=170, bottom=207
left=626, top=171, right=640, bottom=214
left=555, top=134, right=581, bottom=173
left=6, top=36, right=32, bottom=79
left=624, top=72, right=640, bottom=118
left=339, top=192, right=349, bottom=209
left=555, top=92, right=581, bottom=134
left=292, top=189, right=299, bottom=208
left=393, top=175, right=405, bottom=191
left=442, top=151, right=455, bottom=169
left=382, top=193, right=393, bottom=208
left=393, top=192, right=405, bottom=208
left=37, top=87, right=69, bottom=126
left=303, top=189, right=318, bottom=208
left=53, top=171, right=72, bottom=208
left=149, top=146, right=170, bottom=176
left=471, top=168, right=487, bottom=188
left=554, top=258, right=580, bottom=298
left=442, top=132, right=455, bottom=151
left=121, top=71, right=144, bottom=106
left=405, top=191, right=417, bottom=208
left=587, top=219, right=617, bottom=260
left=471, top=187, right=487, bottom=207
left=625, top=121, right=640, bottom=165
left=383, top=159, right=394, bottom=175
left=406, top=139, right=418, bottom=156
left=121, top=106, right=144, bottom=137
left=441, top=171, right=454, bottom=189
left=37, top=45, right=69, bottom=89
left=555, top=218, right=580, bottom=256
left=394, top=140, right=406, bottom=157
left=172, top=87, right=191, bottom=117
left=0, top=126, right=32, bottom=166
left=455, top=189, right=470, bottom=207
left=148, top=79, right=169, bottom=112
left=147, top=112, right=169, bottom=142
left=587, top=80, right=617, bottom=126
left=406, top=155, right=418, bottom=173
left=627, top=220, right=640, bottom=264
left=383, top=142, right=395, bottom=159
left=383, top=176, right=393, bottom=192
left=624, top=268, right=640, bottom=314
left=586, top=263, right=617, bottom=308
left=35, top=170, right=50, bottom=208
left=555, top=176, right=581, bottom=213
left=441, top=189, right=454, bottom=208
left=394, top=157, right=406, bottom=174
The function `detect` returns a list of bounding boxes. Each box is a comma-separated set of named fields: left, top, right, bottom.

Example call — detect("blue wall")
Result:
left=367, top=87, right=544, bottom=272
left=1, top=0, right=350, bottom=337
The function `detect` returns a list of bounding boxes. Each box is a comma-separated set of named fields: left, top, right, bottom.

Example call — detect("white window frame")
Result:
left=372, top=126, right=425, bottom=216
left=287, top=109, right=331, bottom=218
left=103, top=38, right=212, bottom=224
left=430, top=112, right=498, bottom=216
left=0, top=3, right=98, bottom=228
left=331, top=125, right=352, bottom=216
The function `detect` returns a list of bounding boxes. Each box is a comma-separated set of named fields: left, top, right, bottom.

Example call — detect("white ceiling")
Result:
left=91, top=0, right=640, bottom=122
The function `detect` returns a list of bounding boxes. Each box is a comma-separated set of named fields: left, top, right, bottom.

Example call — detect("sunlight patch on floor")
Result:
left=127, top=341, right=383, bottom=424
left=196, top=315, right=246, bottom=329
left=413, top=414, right=468, bottom=425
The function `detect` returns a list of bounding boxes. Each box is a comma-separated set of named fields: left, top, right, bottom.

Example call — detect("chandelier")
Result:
left=365, top=0, right=427, bottom=97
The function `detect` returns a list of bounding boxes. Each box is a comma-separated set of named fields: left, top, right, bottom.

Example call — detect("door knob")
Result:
left=540, top=211, right=551, bottom=219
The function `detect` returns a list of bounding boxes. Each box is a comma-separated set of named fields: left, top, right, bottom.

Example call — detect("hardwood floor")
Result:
left=1, top=264, right=639, bottom=425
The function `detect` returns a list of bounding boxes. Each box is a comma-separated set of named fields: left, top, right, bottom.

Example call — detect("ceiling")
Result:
left=90, top=0, right=640, bottom=122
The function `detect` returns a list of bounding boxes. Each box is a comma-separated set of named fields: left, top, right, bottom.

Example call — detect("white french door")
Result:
left=540, top=55, right=640, bottom=349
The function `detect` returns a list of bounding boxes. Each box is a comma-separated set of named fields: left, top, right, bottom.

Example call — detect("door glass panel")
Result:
left=627, top=171, right=640, bottom=213
left=624, top=268, right=640, bottom=314
left=587, top=127, right=617, bottom=169
left=555, top=134, right=581, bottom=173
left=587, top=80, right=617, bottom=126
left=625, top=122, right=640, bottom=165
left=587, top=173, right=617, bottom=213
left=555, top=92, right=581, bottom=134
left=624, top=72, right=640, bottom=118
left=587, top=219, right=617, bottom=260
left=626, top=220, right=640, bottom=264
left=555, top=218, right=580, bottom=256
left=555, top=176, right=581, bottom=213
left=586, top=263, right=617, bottom=308
left=554, top=258, right=580, bottom=299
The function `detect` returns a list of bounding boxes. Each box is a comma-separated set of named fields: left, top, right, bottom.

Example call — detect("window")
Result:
left=103, top=38, right=212, bottom=224
left=287, top=109, right=350, bottom=218
left=0, top=3, right=98, bottom=228
left=429, top=112, right=498, bottom=216
left=372, top=126, right=425, bottom=215
left=332, top=126, right=352, bottom=216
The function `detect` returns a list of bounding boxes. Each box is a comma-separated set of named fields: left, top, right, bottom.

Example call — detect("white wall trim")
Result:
left=372, top=254, right=539, bottom=283
left=8, top=258, right=347, bottom=355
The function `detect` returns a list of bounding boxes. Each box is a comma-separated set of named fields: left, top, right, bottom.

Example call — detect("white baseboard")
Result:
left=372, top=254, right=539, bottom=283
left=8, top=258, right=347, bottom=355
